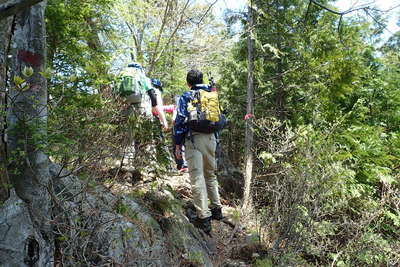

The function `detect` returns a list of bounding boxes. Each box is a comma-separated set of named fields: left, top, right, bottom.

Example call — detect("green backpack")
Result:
left=116, top=68, right=149, bottom=104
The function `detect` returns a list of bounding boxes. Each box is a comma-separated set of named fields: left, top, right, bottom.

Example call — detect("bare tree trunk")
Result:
left=275, top=44, right=285, bottom=121
left=242, top=0, right=255, bottom=211
left=126, top=22, right=145, bottom=64
left=7, top=0, right=53, bottom=258
left=0, top=17, right=13, bottom=202
left=273, top=1, right=286, bottom=121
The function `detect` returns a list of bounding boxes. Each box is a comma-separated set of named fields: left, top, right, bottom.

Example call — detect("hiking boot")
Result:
left=211, top=207, right=223, bottom=220
left=194, top=216, right=212, bottom=234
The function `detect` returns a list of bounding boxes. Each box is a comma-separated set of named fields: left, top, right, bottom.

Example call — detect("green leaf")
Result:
left=22, top=66, right=34, bottom=77
left=39, top=68, right=53, bottom=79
left=385, top=211, right=400, bottom=227
left=263, top=43, right=282, bottom=58
left=259, top=151, right=276, bottom=164
left=70, top=74, right=77, bottom=82
left=13, top=75, right=25, bottom=86
left=378, top=173, right=395, bottom=184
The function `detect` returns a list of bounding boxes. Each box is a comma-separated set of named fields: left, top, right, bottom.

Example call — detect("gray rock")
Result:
left=222, top=259, right=248, bottom=267
left=50, top=163, right=213, bottom=266
left=0, top=191, right=54, bottom=267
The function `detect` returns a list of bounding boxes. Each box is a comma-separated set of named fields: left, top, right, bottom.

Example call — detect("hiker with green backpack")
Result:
left=173, top=69, right=226, bottom=235
left=116, top=63, right=168, bottom=130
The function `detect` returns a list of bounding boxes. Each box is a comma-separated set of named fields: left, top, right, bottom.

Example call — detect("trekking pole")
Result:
left=208, top=71, right=216, bottom=89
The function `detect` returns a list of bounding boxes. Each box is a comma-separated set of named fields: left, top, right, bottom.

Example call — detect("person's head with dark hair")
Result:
left=128, top=62, right=142, bottom=70
left=186, top=69, right=203, bottom=87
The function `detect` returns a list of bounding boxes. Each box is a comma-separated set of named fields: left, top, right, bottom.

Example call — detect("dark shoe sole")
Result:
left=211, top=208, right=224, bottom=220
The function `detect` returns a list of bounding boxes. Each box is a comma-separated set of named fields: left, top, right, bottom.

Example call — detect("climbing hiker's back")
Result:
left=115, top=63, right=152, bottom=116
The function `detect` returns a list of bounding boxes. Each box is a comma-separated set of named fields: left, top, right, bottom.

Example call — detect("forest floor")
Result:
left=103, top=167, right=263, bottom=266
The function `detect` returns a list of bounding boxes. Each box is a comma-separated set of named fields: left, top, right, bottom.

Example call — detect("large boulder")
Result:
left=0, top=191, right=54, bottom=267
left=49, top=163, right=214, bottom=266
left=0, top=162, right=217, bottom=266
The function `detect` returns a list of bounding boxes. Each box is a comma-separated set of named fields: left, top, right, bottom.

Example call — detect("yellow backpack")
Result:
left=187, top=89, right=225, bottom=133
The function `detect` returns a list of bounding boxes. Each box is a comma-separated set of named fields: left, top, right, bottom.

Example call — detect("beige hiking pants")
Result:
left=185, top=132, right=222, bottom=219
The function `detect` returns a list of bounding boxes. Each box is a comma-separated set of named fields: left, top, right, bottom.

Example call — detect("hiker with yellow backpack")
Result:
left=173, top=69, right=226, bottom=234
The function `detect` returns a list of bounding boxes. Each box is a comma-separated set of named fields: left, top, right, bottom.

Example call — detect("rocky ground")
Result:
left=106, top=167, right=265, bottom=267
left=0, top=160, right=265, bottom=266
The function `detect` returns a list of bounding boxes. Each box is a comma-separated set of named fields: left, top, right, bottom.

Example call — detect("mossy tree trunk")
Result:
left=0, top=17, right=13, bottom=202
left=6, top=0, right=53, bottom=257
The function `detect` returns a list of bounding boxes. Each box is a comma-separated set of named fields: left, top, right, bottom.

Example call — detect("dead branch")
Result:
left=197, top=0, right=219, bottom=26
left=309, top=0, right=400, bottom=36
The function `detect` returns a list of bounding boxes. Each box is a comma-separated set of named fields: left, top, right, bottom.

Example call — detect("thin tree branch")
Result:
left=148, top=0, right=171, bottom=75
left=369, top=4, right=400, bottom=13
left=302, top=0, right=311, bottom=27
left=197, top=0, right=219, bottom=26
left=309, top=0, right=400, bottom=37
left=149, top=0, right=190, bottom=73
left=310, top=0, right=365, bottom=15
left=126, top=22, right=144, bottom=62
left=310, top=0, right=400, bottom=16
left=126, top=22, right=138, bottom=51
left=364, top=8, right=395, bottom=35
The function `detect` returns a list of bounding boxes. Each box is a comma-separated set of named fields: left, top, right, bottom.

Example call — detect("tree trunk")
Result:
left=0, top=0, right=43, bottom=19
left=0, top=17, right=13, bottom=202
left=275, top=44, right=285, bottom=120
left=242, top=0, right=255, bottom=211
left=6, top=0, right=53, bottom=261
left=274, top=1, right=286, bottom=121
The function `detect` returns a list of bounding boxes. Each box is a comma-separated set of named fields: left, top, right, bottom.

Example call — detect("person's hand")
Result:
left=162, top=119, right=168, bottom=131
left=162, top=125, right=170, bottom=132
left=175, top=145, right=182, bottom=159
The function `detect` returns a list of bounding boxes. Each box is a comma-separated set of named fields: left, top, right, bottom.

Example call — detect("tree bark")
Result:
left=275, top=48, right=285, bottom=120
left=242, top=0, right=255, bottom=211
left=273, top=1, right=286, bottom=121
left=0, top=0, right=43, bottom=19
left=7, top=0, right=53, bottom=256
left=0, top=16, right=13, bottom=202
left=126, top=22, right=144, bottom=64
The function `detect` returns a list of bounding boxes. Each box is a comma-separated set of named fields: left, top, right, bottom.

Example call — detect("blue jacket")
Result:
left=173, top=84, right=211, bottom=145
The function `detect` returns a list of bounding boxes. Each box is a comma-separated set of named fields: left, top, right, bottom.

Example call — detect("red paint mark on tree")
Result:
left=244, top=113, right=254, bottom=120
left=17, top=50, right=43, bottom=67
